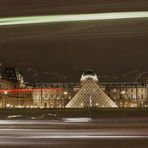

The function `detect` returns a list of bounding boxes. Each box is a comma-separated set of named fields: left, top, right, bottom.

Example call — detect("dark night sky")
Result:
left=0, top=0, right=148, bottom=83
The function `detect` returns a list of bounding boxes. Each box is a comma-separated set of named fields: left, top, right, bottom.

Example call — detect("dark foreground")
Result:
left=0, top=118, right=148, bottom=148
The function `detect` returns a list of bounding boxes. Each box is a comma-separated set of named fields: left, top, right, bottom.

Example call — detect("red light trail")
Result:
left=0, top=88, right=64, bottom=93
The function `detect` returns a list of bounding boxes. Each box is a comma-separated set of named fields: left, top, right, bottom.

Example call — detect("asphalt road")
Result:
left=0, top=118, right=148, bottom=148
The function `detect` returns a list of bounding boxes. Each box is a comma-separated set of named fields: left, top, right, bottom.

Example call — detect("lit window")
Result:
left=113, top=89, right=116, bottom=92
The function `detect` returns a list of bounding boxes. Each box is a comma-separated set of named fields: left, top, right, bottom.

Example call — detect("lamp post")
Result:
left=121, top=91, right=125, bottom=107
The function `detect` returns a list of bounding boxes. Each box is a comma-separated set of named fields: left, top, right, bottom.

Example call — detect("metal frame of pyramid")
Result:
left=66, top=79, right=118, bottom=108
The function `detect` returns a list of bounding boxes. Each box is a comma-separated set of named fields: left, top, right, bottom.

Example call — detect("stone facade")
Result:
left=103, top=82, right=148, bottom=107
left=32, top=88, right=71, bottom=108
left=0, top=72, right=148, bottom=108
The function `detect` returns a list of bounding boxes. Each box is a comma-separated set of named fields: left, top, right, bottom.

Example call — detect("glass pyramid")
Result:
left=66, top=79, right=118, bottom=108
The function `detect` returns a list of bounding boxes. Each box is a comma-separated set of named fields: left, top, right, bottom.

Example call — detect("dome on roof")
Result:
left=80, top=70, right=98, bottom=82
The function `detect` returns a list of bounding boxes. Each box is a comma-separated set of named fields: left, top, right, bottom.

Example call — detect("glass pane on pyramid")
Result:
left=66, top=79, right=118, bottom=108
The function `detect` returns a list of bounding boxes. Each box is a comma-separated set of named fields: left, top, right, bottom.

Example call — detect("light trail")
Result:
left=0, top=135, right=148, bottom=140
left=0, top=120, right=148, bottom=146
left=0, top=11, right=148, bottom=26
left=0, top=88, right=63, bottom=93
left=0, top=128, right=148, bottom=140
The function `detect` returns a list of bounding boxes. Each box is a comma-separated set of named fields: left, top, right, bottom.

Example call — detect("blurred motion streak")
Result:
left=0, top=88, right=63, bottom=93
left=0, top=11, right=148, bottom=26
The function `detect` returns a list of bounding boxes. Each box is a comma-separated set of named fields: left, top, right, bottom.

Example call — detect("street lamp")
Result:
left=121, top=91, right=125, bottom=107
left=64, top=91, right=68, bottom=95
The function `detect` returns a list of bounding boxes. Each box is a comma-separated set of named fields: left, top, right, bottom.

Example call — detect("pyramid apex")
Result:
left=80, top=69, right=98, bottom=82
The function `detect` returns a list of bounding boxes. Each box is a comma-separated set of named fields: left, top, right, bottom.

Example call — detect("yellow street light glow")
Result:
left=64, top=91, right=68, bottom=95
left=4, top=91, right=8, bottom=94
left=6, top=104, right=10, bottom=107
left=0, top=11, right=148, bottom=26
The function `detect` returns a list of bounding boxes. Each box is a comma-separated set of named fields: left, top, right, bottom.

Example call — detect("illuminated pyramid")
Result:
left=66, top=70, right=117, bottom=108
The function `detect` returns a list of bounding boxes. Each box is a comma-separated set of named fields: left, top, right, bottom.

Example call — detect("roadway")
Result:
left=0, top=118, right=148, bottom=148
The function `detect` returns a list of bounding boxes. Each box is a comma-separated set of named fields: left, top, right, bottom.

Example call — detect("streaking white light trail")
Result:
left=0, top=11, right=148, bottom=26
